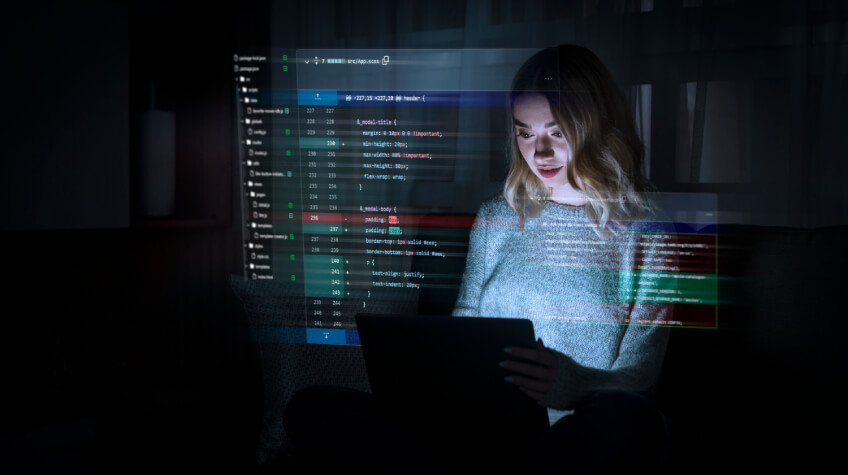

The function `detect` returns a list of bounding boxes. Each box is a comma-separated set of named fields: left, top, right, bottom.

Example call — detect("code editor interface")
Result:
left=234, top=49, right=719, bottom=344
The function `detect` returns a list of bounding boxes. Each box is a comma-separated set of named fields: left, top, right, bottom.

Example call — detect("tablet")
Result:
left=355, top=314, right=550, bottom=440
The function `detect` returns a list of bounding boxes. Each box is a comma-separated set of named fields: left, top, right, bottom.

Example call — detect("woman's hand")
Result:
left=501, top=338, right=559, bottom=401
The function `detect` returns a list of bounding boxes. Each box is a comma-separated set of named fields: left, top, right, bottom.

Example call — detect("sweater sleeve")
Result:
left=540, top=308, right=670, bottom=410
left=539, top=228, right=675, bottom=410
left=451, top=201, right=491, bottom=317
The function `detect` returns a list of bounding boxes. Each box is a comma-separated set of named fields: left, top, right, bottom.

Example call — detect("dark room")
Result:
left=2, top=0, right=845, bottom=472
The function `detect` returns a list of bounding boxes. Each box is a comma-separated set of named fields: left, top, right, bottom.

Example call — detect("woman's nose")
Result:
left=535, top=136, right=554, bottom=158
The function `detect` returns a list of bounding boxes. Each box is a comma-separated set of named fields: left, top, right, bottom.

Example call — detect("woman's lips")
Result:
left=538, top=166, right=562, bottom=178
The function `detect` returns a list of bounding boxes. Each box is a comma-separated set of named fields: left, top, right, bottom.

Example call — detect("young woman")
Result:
left=285, top=45, right=673, bottom=472
left=451, top=44, right=673, bottom=470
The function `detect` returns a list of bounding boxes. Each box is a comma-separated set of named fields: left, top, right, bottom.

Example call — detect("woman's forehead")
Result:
left=513, top=93, right=555, bottom=125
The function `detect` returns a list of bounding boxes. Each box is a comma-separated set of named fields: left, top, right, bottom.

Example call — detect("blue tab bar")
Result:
left=336, top=90, right=511, bottom=107
left=298, top=90, right=339, bottom=106
left=306, top=327, right=347, bottom=344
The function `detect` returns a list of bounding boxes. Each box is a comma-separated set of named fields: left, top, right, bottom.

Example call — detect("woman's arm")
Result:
left=503, top=305, right=671, bottom=410
left=540, top=310, right=670, bottom=409
left=505, top=225, right=675, bottom=409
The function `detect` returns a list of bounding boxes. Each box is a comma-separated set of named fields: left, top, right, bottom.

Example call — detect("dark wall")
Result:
left=0, top=2, right=130, bottom=229
left=1, top=3, right=265, bottom=471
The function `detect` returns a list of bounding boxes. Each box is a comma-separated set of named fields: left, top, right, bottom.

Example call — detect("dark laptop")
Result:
left=354, top=313, right=550, bottom=443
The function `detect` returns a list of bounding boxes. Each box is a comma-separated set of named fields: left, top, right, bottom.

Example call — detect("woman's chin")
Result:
left=538, top=177, right=568, bottom=190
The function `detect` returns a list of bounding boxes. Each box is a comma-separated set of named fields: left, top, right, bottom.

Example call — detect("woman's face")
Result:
left=513, top=93, right=585, bottom=205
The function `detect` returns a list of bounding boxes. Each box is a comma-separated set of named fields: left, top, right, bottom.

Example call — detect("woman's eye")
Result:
left=552, top=131, right=563, bottom=137
left=517, top=131, right=533, bottom=138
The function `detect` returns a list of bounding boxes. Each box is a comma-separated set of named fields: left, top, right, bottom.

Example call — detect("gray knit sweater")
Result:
left=452, top=195, right=672, bottom=417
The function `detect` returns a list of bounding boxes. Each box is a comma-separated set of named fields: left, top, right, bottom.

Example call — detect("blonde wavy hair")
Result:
left=504, top=45, right=655, bottom=231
